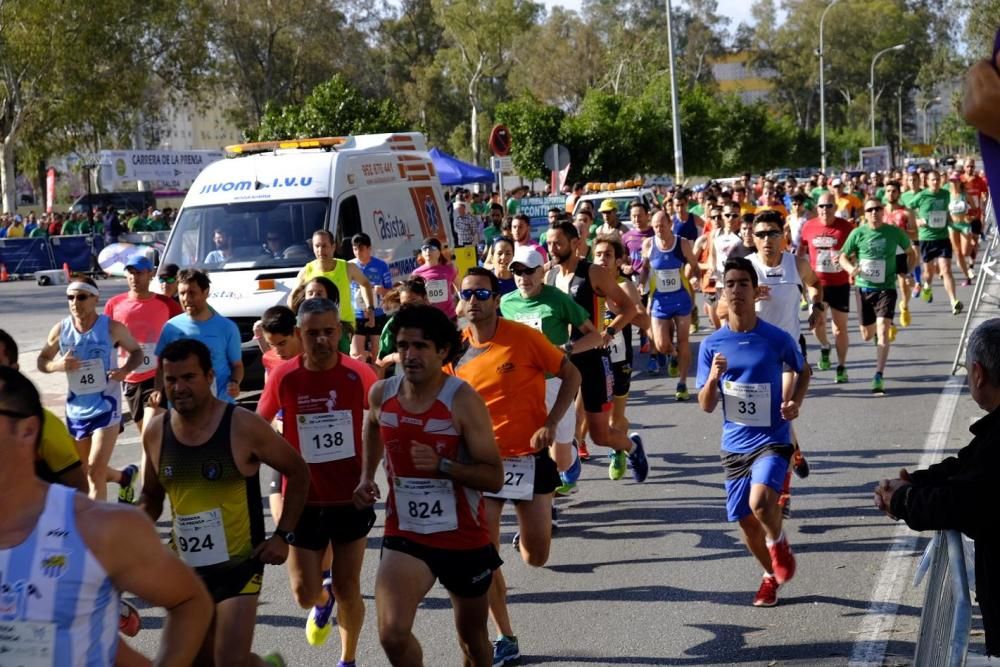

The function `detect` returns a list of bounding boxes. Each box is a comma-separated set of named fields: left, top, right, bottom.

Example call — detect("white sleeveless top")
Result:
left=749, top=251, right=803, bottom=341
left=0, top=484, right=119, bottom=665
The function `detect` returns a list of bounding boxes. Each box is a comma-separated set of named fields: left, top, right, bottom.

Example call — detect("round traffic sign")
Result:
left=489, top=125, right=512, bottom=157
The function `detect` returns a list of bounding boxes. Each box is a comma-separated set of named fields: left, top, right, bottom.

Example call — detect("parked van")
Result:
left=159, top=132, right=454, bottom=382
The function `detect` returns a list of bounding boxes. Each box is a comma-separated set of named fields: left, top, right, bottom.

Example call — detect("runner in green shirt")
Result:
left=912, top=170, right=961, bottom=313
left=499, top=244, right=605, bottom=493
left=838, top=196, right=918, bottom=394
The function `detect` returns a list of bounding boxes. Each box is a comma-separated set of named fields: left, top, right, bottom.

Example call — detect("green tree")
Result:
left=249, top=75, right=407, bottom=140
left=494, top=97, right=565, bottom=180
left=431, top=0, right=543, bottom=165
left=0, top=0, right=210, bottom=212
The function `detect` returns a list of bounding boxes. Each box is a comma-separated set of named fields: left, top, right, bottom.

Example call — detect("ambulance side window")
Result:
left=335, top=195, right=361, bottom=260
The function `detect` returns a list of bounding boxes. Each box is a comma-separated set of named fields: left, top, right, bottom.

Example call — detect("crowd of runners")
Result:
left=0, top=157, right=990, bottom=666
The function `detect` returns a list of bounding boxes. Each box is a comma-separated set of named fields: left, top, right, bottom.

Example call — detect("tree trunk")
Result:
left=1, top=137, right=16, bottom=214
left=470, top=101, right=478, bottom=166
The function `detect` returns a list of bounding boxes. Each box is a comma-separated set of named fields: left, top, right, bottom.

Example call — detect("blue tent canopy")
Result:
left=429, top=148, right=495, bottom=186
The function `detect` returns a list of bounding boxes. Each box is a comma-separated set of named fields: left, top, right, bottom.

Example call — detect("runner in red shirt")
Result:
left=257, top=297, right=376, bottom=662
left=797, top=193, right=854, bottom=379
left=103, top=255, right=182, bottom=435
left=962, top=158, right=988, bottom=267
left=354, top=304, right=503, bottom=667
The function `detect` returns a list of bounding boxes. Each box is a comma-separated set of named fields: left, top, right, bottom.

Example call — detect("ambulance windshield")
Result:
left=162, top=198, right=329, bottom=271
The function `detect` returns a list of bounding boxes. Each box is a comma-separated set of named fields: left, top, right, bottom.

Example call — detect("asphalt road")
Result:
left=1, top=271, right=990, bottom=666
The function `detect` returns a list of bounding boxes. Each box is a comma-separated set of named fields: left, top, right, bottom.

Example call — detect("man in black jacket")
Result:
left=875, top=317, right=1000, bottom=655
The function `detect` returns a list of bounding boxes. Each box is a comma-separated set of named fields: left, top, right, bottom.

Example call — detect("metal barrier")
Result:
left=913, top=530, right=973, bottom=666
left=953, top=196, right=998, bottom=374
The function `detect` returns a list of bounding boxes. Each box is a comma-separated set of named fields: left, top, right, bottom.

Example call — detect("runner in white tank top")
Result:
left=0, top=365, right=213, bottom=666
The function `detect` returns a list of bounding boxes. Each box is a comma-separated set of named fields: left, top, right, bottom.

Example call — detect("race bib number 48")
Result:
left=68, top=358, right=107, bottom=395
left=722, top=380, right=772, bottom=428
left=394, top=477, right=458, bottom=534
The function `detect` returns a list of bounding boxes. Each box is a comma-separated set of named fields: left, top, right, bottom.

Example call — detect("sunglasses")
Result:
left=753, top=230, right=783, bottom=239
left=460, top=288, right=495, bottom=301
left=865, top=207, right=882, bottom=213
left=0, top=407, right=33, bottom=420
left=710, top=214, right=722, bottom=220
left=159, top=276, right=177, bottom=284
left=66, top=294, right=92, bottom=302
left=817, top=204, right=835, bottom=209
left=723, top=213, right=739, bottom=219
left=421, top=245, right=438, bottom=252
left=511, top=265, right=538, bottom=276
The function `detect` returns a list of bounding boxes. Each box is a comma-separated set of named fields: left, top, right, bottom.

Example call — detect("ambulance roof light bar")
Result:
left=224, top=136, right=349, bottom=157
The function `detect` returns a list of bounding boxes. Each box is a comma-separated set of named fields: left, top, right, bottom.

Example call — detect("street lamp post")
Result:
left=818, top=0, right=841, bottom=173
left=921, top=97, right=941, bottom=144
left=897, top=84, right=905, bottom=165
left=665, top=0, right=684, bottom=183
left=869, top=44, right=906, bottom=145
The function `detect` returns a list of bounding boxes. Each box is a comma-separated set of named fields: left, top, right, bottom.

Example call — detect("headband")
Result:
left=66, top=282, right=99, bottom=296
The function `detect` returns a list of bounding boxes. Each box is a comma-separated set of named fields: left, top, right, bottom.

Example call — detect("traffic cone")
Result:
left=0, top=264, right=8, bottom=282
left=62, top=262, right=70, bottom=280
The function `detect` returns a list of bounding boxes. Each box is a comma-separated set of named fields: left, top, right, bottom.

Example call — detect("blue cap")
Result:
left=907, top=165, right=918, bottom=173
left=124, top=255, right=154, bottom=272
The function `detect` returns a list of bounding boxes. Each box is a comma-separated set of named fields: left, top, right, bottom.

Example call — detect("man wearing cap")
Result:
left=37, top=275, right=145, bottom=502
left=596, top=199, right=626, bottom=242
left=831, top=179, right=862, bottom=222
left=104, top=255, right=182, bottom=436
left=6, top=214, right=25, bottom=238
left=147, top=209, right=168, bottom=232
left=500, top=245, right=600, bottom=492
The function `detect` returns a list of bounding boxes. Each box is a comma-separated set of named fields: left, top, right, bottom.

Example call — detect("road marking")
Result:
left=848, top=375, right=965, bottom=667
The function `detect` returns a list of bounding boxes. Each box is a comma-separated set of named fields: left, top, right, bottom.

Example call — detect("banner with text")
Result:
left=98, top=149, right=224, bottom=190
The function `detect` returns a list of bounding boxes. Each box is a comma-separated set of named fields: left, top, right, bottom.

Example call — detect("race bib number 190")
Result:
left=655, top=269, right=681, bottom=293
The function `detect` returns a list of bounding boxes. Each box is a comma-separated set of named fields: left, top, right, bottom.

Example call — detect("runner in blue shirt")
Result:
left=350, top=233, right=393, bottom=363
left=696, top=256, right=810, bottom=608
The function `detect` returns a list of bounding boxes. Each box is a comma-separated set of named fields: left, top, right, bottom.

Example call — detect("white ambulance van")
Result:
left=159, top=132, right=453, bottom=381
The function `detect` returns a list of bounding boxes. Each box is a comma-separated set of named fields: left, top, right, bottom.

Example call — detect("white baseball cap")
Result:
left=510, top=245, right=544, bottom=270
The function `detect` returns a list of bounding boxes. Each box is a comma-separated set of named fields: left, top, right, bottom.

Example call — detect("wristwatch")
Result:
left=438, top=458, right=455, bottom=476
left=563, top=341, right=575, bottom=355
left=811, top=302, right=824, bottom=311
left=274, top=528, right=296, bottom=545
left=604, top=326, right=617, bottom=338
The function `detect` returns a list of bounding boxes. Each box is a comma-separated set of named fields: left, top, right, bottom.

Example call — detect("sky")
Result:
left=540, top=0, right=755, bottom=32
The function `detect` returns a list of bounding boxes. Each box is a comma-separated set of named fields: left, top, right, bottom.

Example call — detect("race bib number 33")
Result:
left=722, top=380, right=772, bottom=428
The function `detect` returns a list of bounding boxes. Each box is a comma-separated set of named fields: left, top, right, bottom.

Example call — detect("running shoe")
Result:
left=512, top=532, right=520, bottom=550
left=835, top=366, right=848, bottom=384
left=555, top=480, right=578, bottom=497
left=753, top=575, right=779, bottom=607
left=962, top=278, right=972, bottom=287
left=768, top=536, right=796, bottom=584
left=578, top=440, right=591, bottom=461
left=799, top=296, right=808, bottom=311
left=119, top=600, right=141, bottom=637
left=645, top=356, right=659, bottom=375
left=792, top=450, right=809, bottom=479
left=639, top=340, right=650, bottom=354
left=668, top=356, right=680, bottom=378
left=305, top=577, right=335, bottom=646
left=911, top=284, right=921, bottom=299
left=563, top=448, right=582, bottom=484
left=608, top=450, right=627, bottom=481
left=921, top=285, right=933, bottom=303
left=872, top=372, right=885, bottom=395
left=337, top=662, right=356, bottom=667
left=675, top=383, right=690, bottom=401
left=493, top=634, right=521, bottom=667
left=968, top=267, right=976, bottom=280
left=818, top=348, right=831, bottom=371
left=263, top=653, right=286, bottom=667
left=117, top=464, right=139, bottom=504
left=900, top=308, right=911, bottom=328
left=888, top=324, right=897, bottom=343
left=952, top=300, right=964, bottom=316
left=627, top=432, right=649, bottom=483
left=551, top=505, right=560, bottom=532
